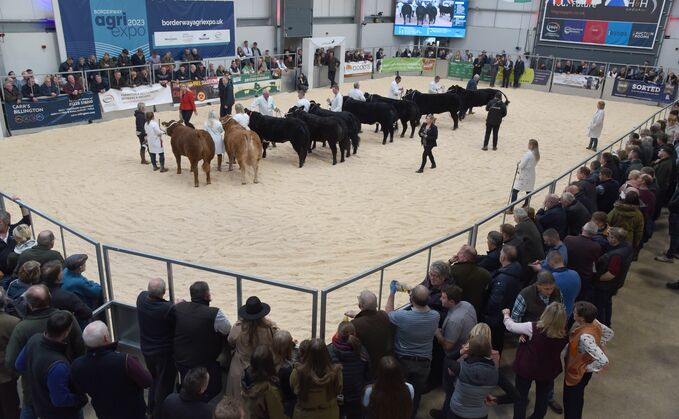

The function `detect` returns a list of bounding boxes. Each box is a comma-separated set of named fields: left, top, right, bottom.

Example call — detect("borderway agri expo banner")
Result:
left=4, top=93, right=102, bottom=131
left=57, top=0, right=235, bottom=61
left=539, top=0, right=666, bottom=49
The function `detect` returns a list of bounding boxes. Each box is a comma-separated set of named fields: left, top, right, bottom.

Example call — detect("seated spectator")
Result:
left=98, top=53, right=113, bottom=71
left=296, top=72, right=309, bottom=92
left=7, top=260, right=40, bottom=301
left=537, top=194, right=567, bottom=238
left=71, top=321, right=152, bottom=419
left=344, top=289, right=391, bottom=377
left=41, top=260, right=92, bottom=324
left=484, top=244, right=522, bottom=353
left=74, top=57, right=87, bottom=72
left=110, top=71, right=128, bottom=90
left=290, top=338, right=342, bottom=419
left=162, top=367, right=214, bottom=419
left=206, top=63, right=216, bottom=78
left=149, top=51, right=161, bottom=72
left=131, top=48, right=146, bottom=68
left=135, top=68, right=150, bottom=86
left=476, top=231, right=503, bottom=273
left=362, top=356, right=414, bottom=419
left=59, top=56, right=75, bottom=73
left=562, top=191, right=591, bottom=237
left=191, top=48, right=202, bottom=61
left=21, top=77, right=40, bottom=101
left=161, top=52, right=174, bottom=64
left=216, top=64, right=226, bottom=77
left=271, top=57, right=287, bottom=71
left=128, top=70, right=139, bottom=87
left=450, top=245, right=491, bottom=318
left=175, top=66, right=190, bottom=81
left=117, top=49, right=132, bottom=69
left=61, top=254, right=102, bottom=310
left=241, top=344, right=287, bottom=418
left=13, top=230, right=63, bottom=275
left=189, top=64, right=200, bottom=81
left=241, top=62, right=254, bottom=75
left=327, top=321, right=368, bottom=419
left=5, top=223, right=35, bottom=277
left=61, top=74, right=84, bottom=97
left=225, top=296, right=276, bottom=398
left=3, top=78, right=21, bottom=103
left=271, top=330, right=296, bottom=417
left=89, top=74, right=109, bottom=93
left=196, top=63, right=207, bottom=79
left=229, top=60, right=241, bottom=75
left=155, top=66, right=172, bottom=87
left=256, top=58, right=268, bottom=74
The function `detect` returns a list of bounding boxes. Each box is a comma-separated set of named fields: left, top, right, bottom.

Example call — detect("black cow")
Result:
left=447, top=85, right=511, bottom=118
left=341, top=98, right=399, bottom=144
left=365, top=93, right=421, bottom=138
left=403, top=89, right=462, bottom=130
left=309, top=102, right=361, bottom=154
left=416, top=4, right=427, bottom=25
left=286, top=107, right=349, bottom=165
left=401, top=3, right=413, bottom=23
left=425, top=4, right=437, bottom=24
left=439, top=3, right=454, bottom=21
left=246, top=110, right=310, bottom=168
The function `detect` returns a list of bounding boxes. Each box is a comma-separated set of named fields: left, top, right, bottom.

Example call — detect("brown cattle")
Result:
left=161, top=120, right=215, bottom=187
left=220, top=116, right=262, bottom=184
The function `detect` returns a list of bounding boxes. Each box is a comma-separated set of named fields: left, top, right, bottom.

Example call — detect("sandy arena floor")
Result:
left=0, top=76, right=658, bottom=337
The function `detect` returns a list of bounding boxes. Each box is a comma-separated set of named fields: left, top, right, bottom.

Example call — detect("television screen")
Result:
left=394, top=0, right=468, bottom=38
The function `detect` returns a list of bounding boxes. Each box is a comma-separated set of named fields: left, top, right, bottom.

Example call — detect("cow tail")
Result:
left=501, top=91, right=510, bottom=104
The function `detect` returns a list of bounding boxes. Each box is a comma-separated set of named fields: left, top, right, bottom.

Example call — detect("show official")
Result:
left=218, top=73, right=234, bottom=117
left=250, top=89, right=277, bottom=116
left=328, top=85, right=343, bottom=112
left=348, top=82, right=366, bottom=101
left=416, top=114, right=438, bottom=173
left=509, top=139, right=540, bottom=212
left=179, top=85, right=197, bottom=128
left=144, top=112, right=169, bottom=173
left=429, top=75, right=444, bottom=94
left=134, top=103, right=150, bottom=165
left=390, top=75, right=403, bottom=99
left=295, top=89, right=311, bottom=112
left=513, top=56, right=525, bottom=88
left=482, top=92, right=507, bottom=151
left=502, top=56, right=513, bottom=88
left=586, top=101, right=606, bottom=152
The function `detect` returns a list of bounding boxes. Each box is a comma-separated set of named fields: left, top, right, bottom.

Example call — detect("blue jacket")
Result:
left=484, top=262, right=522, bottom=327
left=466, top=78, right=478, bottom=91
left=61, top=269, right=102, bottom=309
left=536, top=205, right=567, bottom=238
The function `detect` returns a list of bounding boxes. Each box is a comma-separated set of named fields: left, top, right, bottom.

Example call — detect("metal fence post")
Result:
left=59, top=226, right=67, bottom=258
left=319, top=291, right=327, bottom=340
left=103, top=247, right=114, bottom=301
left=0, top=195, right=5, bottom=212
left=425, top=247, right=432, bottom=277
left=378, top=269, right=385, bottom=310
left=311, top=292, right=318, bottom=338
left=549, top=181, right=556, bottom=194
left=236, top=276, right=243, bottom=313
left=469, top=224, right=478, bottom=247
left=166, top=262, right=175, bottom=303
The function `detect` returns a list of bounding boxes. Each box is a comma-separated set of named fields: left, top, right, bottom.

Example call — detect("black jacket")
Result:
left=327, top=344, right=368, bottom=403
left=575, top=180, right=598, bottom=213
left=485, top=99, right=507, bottom=126
left=536, top=205, right=567, bottom=239
left=565, top=200, right=591, bottom=237
left=484, top=262, right=522, bottom=327
left=0, top=214, right=31, bottom=276
left=218, top=78, right=234, bottom=106
left=13, top=244, right=63, bottom=275
left=21, top=84, right=40, bottom=99
left=134, top=110, right=145, bottom=134
left=162, top=389, right=214, bottom=419
left=136, top=291, right=175, bottom=356
left=48, top=285, right=92, bottom=321
left=173, top=300, right=221, bottom=368
left=514, top=60, right=525, bottom=77
left=419, top=123, right=438, bottom=147
left=596, top=179, right=620, bottom=213
left=477, top=247, right=501, bottom=274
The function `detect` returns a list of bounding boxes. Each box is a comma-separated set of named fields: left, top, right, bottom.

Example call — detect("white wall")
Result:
left=313, top=24, right=358, bottom=49
left=364, top=0, right=394, bottom=17
left=235, top=0, right=272, bottom=19
left=0, top=32, right=60, bottom=75
left=657, top=0, right=679, bottom=70
left=0, top=0, right=53, bottom=19
left=313, top=0, right=354, bottom=17
left=362, top=23, right=405, bottom=49
left=236, top=26, right=276, bottom=52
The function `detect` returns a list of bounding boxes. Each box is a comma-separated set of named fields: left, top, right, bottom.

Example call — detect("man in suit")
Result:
left=502, top=56, right=513, bottom=88
left=513, top=56, right=525, bottom=88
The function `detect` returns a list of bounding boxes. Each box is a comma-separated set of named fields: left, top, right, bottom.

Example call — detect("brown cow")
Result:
left=220, top=116, right=262, bottom=184
left=161, top=120, right=215, bottom=187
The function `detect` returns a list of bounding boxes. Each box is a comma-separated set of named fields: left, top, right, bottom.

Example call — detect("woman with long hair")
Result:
left=416, top=114, right=438, bottom=173
left=327, top=321, right=368, bottom=419
left=503, top=302, right=569, bottom=419
left=226, top=296, right=277, bottom=399
left=362, top=355, right=413, bottom=419
left=203, top=110, right=225, bottom=171
left=289, top=338, right=342, bottom=419
left=178, top=84, right=197, bottom=128
left=7, top=260, right=40, bottom=300
left=4, top=224, right=35, bottom=277
left=241, top=344, right=287, bottom=419
left=509, top=139, right=540, bottom=213
left=272, top=330, right=297, bottom=417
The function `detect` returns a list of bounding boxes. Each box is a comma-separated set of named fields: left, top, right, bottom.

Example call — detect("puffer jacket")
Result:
left=134, top=110, right=145, bottom=136
left=327, top=343, right=367, bottom=403
left=607, top=202, right=644, bottom=248
left=450, top=356, right=498, bottom=418
left=241, top=367, right=288, bottom=419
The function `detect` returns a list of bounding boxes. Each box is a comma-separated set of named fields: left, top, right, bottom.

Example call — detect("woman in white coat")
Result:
left=509, top=139, right=540, bottom=212
left=204, top=110, right=226, bottom=171
left=144, top=112, right=168, bottom=172
left=586, top=101, right=605, bottom=151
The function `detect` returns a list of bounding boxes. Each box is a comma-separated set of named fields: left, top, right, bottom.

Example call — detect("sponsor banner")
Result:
left=4, top=93, right=102, bottom=131
left=98, top=83, right=173, bottom=112
left=380, top=58, right=435, bottom=73
left=233, top=80, right=282, bottom=100
left=553, top=73, right=603, bottom=90
left=450, top=62, right=551, bottom=86
left=344, top=61, right=373, bottom=75
left=171, top=77, right=281, bottom=105
left=497, top=68, right=552, bottom=86
left=612, top=79, right=678, bottom=103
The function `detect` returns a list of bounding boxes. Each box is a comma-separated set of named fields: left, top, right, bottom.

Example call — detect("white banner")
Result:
left=552, top=73, right=603, bottom=90
left=98, top=84, right=173, bottom=113
left=344, top=60, right=373, bottom=75
left=153, top=29, right=231, bottom=47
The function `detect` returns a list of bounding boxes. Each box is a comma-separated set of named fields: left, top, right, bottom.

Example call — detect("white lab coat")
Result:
left=296, top=98, right=311, bottom=112
left=144, top=120, right=164, bottom=154
left=330, top=93, right=343, bottom=112
left=587, top=109, right=605, bottom=139
left=233, top=113, right=250, bottom=130
left=389, top=80, right=402, bottom=99
left=429, top=81, right=443, bottom=94
left=513, top=151, right=538, bottom=191
left=348, top=88, right=366, bottom=101
left=204, top=120, right=225, bottom=154
left=250, top=95, right=275, bottom=116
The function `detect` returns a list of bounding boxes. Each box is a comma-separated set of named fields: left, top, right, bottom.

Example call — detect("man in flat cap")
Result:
left=62, top=254, right=103, bottom=310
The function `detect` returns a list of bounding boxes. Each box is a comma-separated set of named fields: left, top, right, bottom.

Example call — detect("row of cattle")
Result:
left=158, top=85, right=510, bottom=187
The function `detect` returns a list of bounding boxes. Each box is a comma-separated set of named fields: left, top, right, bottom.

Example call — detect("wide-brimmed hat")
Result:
left=64, top=254, right=88, bottom=270
left=238, top=296, right=270, bottom=320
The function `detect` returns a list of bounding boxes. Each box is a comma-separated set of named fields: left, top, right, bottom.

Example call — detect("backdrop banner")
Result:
left=611, top=79, right=678, bottom=103
left=553, top=73, right=603, bottom=90
left=380, top=58, right=435, bottom=73
left=344, top=61, right=374, bottom=75
left=171, top=76, right=281, bottom=105
left=449, top=62, right=551, bottom=86
left=4, top=93, right=102, bottom=131
left=98, top=84, right=173, bottom=112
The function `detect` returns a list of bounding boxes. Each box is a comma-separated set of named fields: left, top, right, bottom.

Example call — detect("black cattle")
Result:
left=365, top=93, right=421, bottom=138
left=439, top=4, right=454, bottom=21
left=403, top=89, right=461, bottom=129
left=341, top=98, right=399, bottom=144
left=401, top=3, right=413, bottom=23
left=286, top=107, right=349, bottom=165
left=308, top=102, right=361, bottom=154
left=425, top=4, right=437, bottom=24
left=416, top=4, right=426, bottom=25
left=246, top=110, right=310, bottom=168
left=447, top=85, right=510, bottom=118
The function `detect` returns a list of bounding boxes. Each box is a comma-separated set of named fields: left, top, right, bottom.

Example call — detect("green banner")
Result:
left=237, top=71, right=274, bottom=84
left=448, top=61, right=473, bottom=79
left=380, top=57, right=434, bottom=73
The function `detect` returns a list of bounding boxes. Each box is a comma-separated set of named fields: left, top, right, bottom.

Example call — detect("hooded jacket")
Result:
left=5, top=239, right=36, bottom=275
left=484, top=262, right=523, bottom=327
left=241, top=367, right=287, bottom=419
left=450, top=356, right=498, bottom=418
left=607, top=202, right=644, bottom=248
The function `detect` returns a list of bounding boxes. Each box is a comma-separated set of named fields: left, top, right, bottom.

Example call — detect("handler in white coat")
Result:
left=250, top=88, right=277, bottom=116
left=144, top=112, right=169, bottom=172
left=509, top=139, right=540, bottom=212
left=429, top=75, right=444, bottom=93
left=204, top=110, right=225, bottom=170
left=586, top=100, right=605, bottom=152
left=389, top=75, right=403, bottom=99
left=328, top=85, right=343, bottom=112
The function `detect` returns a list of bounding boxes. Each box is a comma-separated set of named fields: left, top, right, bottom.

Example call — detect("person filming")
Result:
left=483, top=92, right=508, bottom=151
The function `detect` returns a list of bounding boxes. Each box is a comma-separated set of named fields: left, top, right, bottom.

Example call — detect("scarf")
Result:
left=331, top=333, right=353, bottom=352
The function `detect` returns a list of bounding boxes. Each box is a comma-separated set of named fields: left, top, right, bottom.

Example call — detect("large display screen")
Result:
left=539, top=0, right=666, bottom=49
left=394, top=0, right=468, bottom=38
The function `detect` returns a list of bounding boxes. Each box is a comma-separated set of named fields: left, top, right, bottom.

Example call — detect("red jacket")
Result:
left=179, top=90, right=196, bottom=112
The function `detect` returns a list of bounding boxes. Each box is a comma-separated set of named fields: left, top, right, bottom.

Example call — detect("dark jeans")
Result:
left=666, top=213, right=679, bottom=257
left=587, top=137, right=598, bottom=150
left=398, top=357, right=430, bottom=418
left=514, top=374, right=552, bottom=419
left=593, top=288, right=614, bottom=327
left=419, top=145, right=436, bottom=170
left=510, top=189, right=531, bottom=211
left=0, top=379, right=20, bottom=419
left=144, top=353, right=177, bottom=419
left=502, top=72, right=510, bottom=88
left=448, top=411, right=487, bottom=419
left=19, top=403, right=35, bottom=419
left=563, top=372, right=592, bottom=419
left=340, top=400, right=362, bottom=419
left=483, top=124, right=500, bottom=148
left=442, top=366, right=455, bottom=412
left=328, top=70, right=336, bottom=85
left=490, top=324, right=506, bottom=354
left=220, top=101, right=233, bottom=118
left=181, top=110, right=195, bottom=128
left=177, top=361, right=222, bottom=402
left=150, top=152, right=165, bottom=168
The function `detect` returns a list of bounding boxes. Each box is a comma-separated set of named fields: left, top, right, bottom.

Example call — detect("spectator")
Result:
left=15, top=311, right=87, bottom=419
left=564, top=222, right=603, bottom=302
left=501, top=55, right=513, bottom=88
left=563, top=302, right=613, bottom=419
left=562, top=192, right=592, bottom=237
left=242, top=61, right=255, bottom=75
left=20, top=77, right=39, bottom=101
left=215, top=64, right=226, bottom=77
left=476, top=231, right=503, bottom=273
left=536, top=194, right=567, bottom=238
left=256, top=57, right=268, bottom=74
left=174, top=281, right=231, bottom=401
left=296, top=72, right=309, bottom=92
left=484, top=245, right=522, bottom=353
left=110, top=71, right=128, bottom=90
left=327, top=321, right=367, bottom=419
left=348, top=82, right=365, bottom=101
left=546, top=251, right=580, bottom=318
left=385, top=284, right=439, bottom=414
left=4, top=223, right=35, bottom=278
left=149, top=51, right=161, bottom=72
left=362, top=356, right=413, bottom=419
left=290, top=338, right=342, bottom=419
left=504, top=302, right=568, bottom=419
left=98, top=53, right=114, bottom=73
left=61, top=254, right=102, bottom=310
left=191, top=48, right=202, bottom=61
left=242, top=41, right=253, bottom=62
left=0, top=287, right=19, bottom=419
left=608, top=190, right=644, bottom=252
left=593, top=227, right=633, bottom=327
left=229, top=60, right=241, bottom=75
left=13, top=230, right=63, bottom=275
left=162, top=367, right=214, bottom=419
left=271, top=330, right=296, bottom=416
left=136, top=278, right=176, bottom=419
left=189, top=64, right=200, bottom=81
left=59, top=57, right=74, bottom=73
left=344, top=290, right=391, bottom=377
left=241, top=344, right=286, bottom=418
left=419, top=260, right=452, bottom=318
left=512, top=270, right=562, bottom=323
left=449, top=245, right=491, bottom=318
left=600, top=152, right=621, bottom=184
left=179, top=84, right=197, bottom=128
left=117, top=49, right=132, bottom=70
left=533, top=228, right=568, bottom=272
left=161, top=52, right=174, bottom=65
left=135, top=68, right=150, bottom=86
left=571, top=173, right=598, bottom=214
left=233, top=104, right=250, bottom=130
left=514, top=208, right=545, bottom=272
left=71, top=321, right=151, bottom=419
left=653, top=145, right=674, bottom=219
left=40, top=260, right=92, bottom=324
left=155, top=66, right=171, bottom=86
left=596, top=168, right=620, bottom=214
left=590, top=211, right=610, bottom=252
left=8, top=260, right=40, bottom=303
left=213, top=396, right=244, bottom=419
left=89, top=74, right=109, bottom=93
left=39, top=77, right=59, bottom=97
left=131, top=48, right=146, bottom=68
left=61, top=74, right=83, bottom=97
left=326, top=50, right=340, bottom=85
left=175, top=66, right=190, bottom=81
left=218, top=73, right=234, bottom=117
left=225, top=296, right=276, bottom=399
